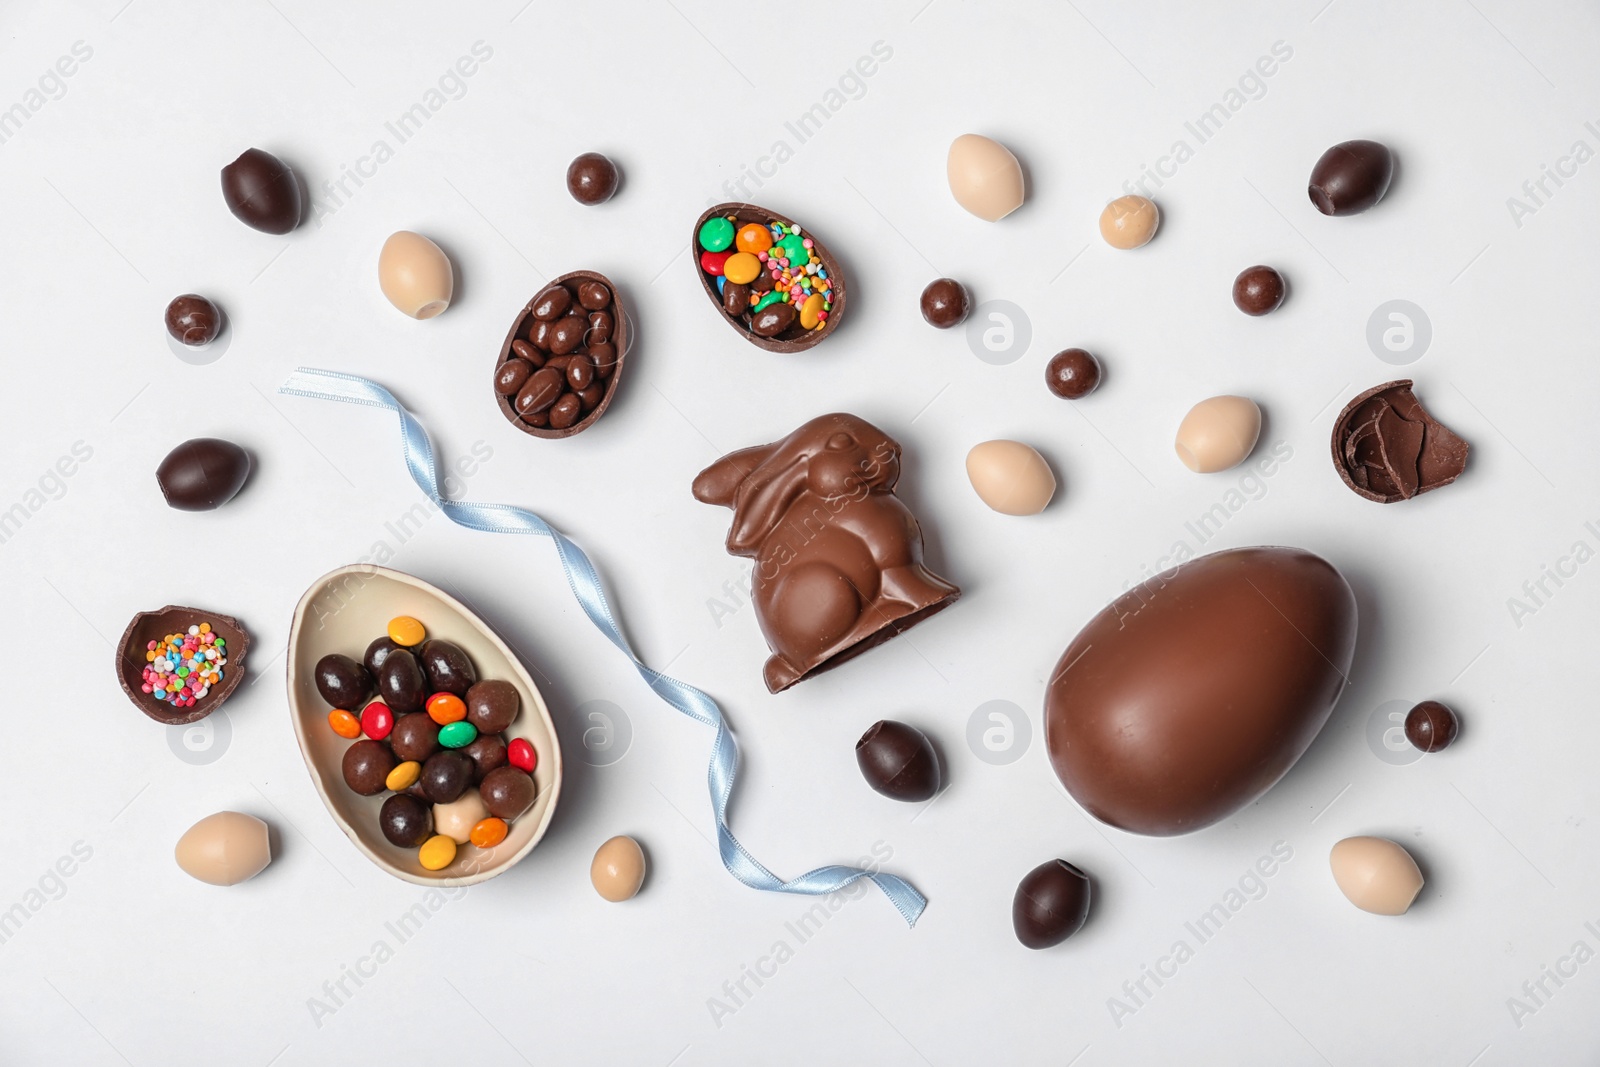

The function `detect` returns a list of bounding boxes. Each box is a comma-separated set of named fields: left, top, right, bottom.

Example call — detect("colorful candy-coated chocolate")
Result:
left=328, top=708, right=361, bottom=739
left=698, top=216, right=734, bottom=252
left=438, top=720, right=479, bottom=748
left=427, top=692, right=467, bottom=725
left=799, top=292, right=825, bottom=330
left=418, top=834, right=457, bottom=871
left=699, top=249, right=731, bottom=276
left=736, top=224, right=772, bottom=253
left=723, top=252, right=761, bottom=285
left=507, top=737, right=537, bottom=773
left=387, top=615, right=425, bottom=646
left=470, top=817, right=509, bottom=849
left=360, top=701, right=394, bottom=740
left=386, top=760, right=422, bottom=792
left=752, top=290, right=786, bottom=313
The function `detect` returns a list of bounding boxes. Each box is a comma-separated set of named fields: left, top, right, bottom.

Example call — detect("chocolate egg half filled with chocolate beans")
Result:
left=1045, top=546, right=1357, bottom=836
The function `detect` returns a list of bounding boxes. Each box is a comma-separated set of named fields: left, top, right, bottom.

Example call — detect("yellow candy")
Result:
left=418, top=834, right=457, bottom=871
left=386, top=760, right=422, bottom=792
left=387, top=615, right=425, bottom=646
left=723, top=251, right=761, bottom=286
left=198, top=623, right=211, bottom=634
left=800, top=292, right=826, bottom=330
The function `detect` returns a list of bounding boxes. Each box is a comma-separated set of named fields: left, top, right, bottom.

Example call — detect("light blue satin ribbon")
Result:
left=280, top=368, right=926, bottom=926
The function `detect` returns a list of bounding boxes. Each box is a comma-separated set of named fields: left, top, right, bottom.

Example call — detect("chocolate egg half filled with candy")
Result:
left=1044, top=546, right=1357, bottom=836
left=691, top=203, right=846, bottom=353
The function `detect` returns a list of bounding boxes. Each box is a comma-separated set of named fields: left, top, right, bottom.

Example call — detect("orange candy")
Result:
left=426, top=692, right=466, bottom=725
left=470, top=817, right=509, bottom=849
left=735, top=223, right=772, bottom=254
left=328, top=708, right=362, bottom=739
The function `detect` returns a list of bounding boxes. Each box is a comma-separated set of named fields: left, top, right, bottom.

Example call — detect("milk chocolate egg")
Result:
left=175, top=811, right=272, bottom=885
left=378, top=231, right=454, bottom=319
left=947, top=134, right=1025, bottom=221
left=156, top=438, right=251, bottom=511
left=220, top=148, right=302, bottom=234
left=1045, top=546, right=1357, bottom=836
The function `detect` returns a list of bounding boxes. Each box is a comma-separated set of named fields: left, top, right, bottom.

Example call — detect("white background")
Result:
left=1, top=0, right=1597, bottom=1063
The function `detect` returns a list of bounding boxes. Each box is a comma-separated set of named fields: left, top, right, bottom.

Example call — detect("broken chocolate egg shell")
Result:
left=116, top=606, right=250, bottom=725
left=1331, top=379, right=1468, bottom=503
left=493, top=269, right=630, bottom=440
left=691, top=202, right=847, bottom=353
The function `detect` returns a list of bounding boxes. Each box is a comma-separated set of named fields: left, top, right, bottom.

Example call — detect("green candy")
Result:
left=698, top=217, right=734, bottom=253
left=438, top=721, right=478, bottom=749
left=752, top=290, right=787, bottom=313
left=776, top=234, right=807, bottom=262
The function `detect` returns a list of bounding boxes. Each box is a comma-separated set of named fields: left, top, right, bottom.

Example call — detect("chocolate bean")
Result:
left=1232, top=265, right=1285, bottom=316
left=314, top=654, right=372, bottom=710
left=589, top=342, right=617, bottom=377
left=1309, top=139, right=1394, bottom=216
left=566, top=355, right=595, bottom=391
left=547, top=394, right=582, bottom=429
left=466, top=679, right=519, bottom=734
left=510, top=339, right=545, bottom=367
left=480, top=766, right=536, bottom=820
left=722, top=282, right=751, bottom=316
left=517, top=368, right=566, bottom=416
left=376, top=648, right=426, bottom=714
left=855, top=720, right=940, bottom=802
left=1045, top=349, right=1101, bottom=400
left=528, top=319, right=554, bottom=351
left=342, top=739, right=396, bottom=797
left=549, top=315, right=585, bottom=355
left=420, top=751, right=474, bottom=804
left=379, top=794, right=432, bottom=848
left=577, top=281, right=611, bottom=310
left=750, top=272, right=775, bottom=295
left=586, top=311, right=613, bottom=344
left=495, top=357, right=534, bottom=396
left=750, top=301, right=796, bottom=337
left=1013, top=860, right=1092, bottom=948
left=578, top=384, right=605, bottom=411
left=919, top=278, right=970, bottom=329
left=462, top=734, right=509, bottom=782
left=165, top=294, right=222, bottom=346
left=390, top=712, right=440, bottom=762
left=364, top=636, right=401, bottom=678
left=522, top=409, right=550, bottom=428
left=531, top=283, right=571, bottom=321
left=566, top=152, right=619, bottom=205
left=418, top=639, right=476, bottom=697
left=1405, top=700, right=1458, bottom=753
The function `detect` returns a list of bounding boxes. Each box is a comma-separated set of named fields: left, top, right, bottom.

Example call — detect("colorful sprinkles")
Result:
left=141, top=623, right=227, bottom=708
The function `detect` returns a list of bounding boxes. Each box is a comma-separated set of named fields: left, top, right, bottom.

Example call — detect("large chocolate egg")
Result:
left=1044, top=546, right=1356, bottom=836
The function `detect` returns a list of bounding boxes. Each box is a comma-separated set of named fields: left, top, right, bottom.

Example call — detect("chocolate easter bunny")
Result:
left=693, top=413, right=960, bottom=693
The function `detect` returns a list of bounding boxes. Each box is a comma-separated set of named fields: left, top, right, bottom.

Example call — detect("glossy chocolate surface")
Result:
left=221, top=147, right=302, bottom=234
left=1405, top=700, right=1459, bottom=752
left=1232, top=265, right=1285, bottom=316
left=164, top=294, right=222, bottom=346
left=465, top=679, right=518, bottom=734
left=693, top=413, right=959, bottom=693
left=390, top=712, right=440, bottom=763
left=379, top=794, right=432, bottom=848
left=1045, top=546, right=1357, bottom=836
left=566, top=152, right=619, bottom=205
left=919, top=278, right=970, bottom=329
left=156, top=438, right=251, bottom=511
left=1013, top=859, right=1092, bottom=949
left=855, top=720, right=940, bottom=802
left=342, top=739, right=396, bottom=796
left=1045, top=349, right=1101, bottom=399
left=1331, top=380, right=1468, bottom=503
left=376, top=648, right=426, bottom=713
left=419, top=639, right=476, bottom=697
left=480, top=765, right=536, bottom=819
left=314, top=653, right=372, bottom=710
left=1308, top=139, right=1393, bottom=216
left=420, top=751, right=473, bottom=804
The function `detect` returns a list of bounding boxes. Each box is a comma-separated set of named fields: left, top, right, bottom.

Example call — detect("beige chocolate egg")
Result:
left=1174, top=395, right=1261, bottom=473
left=947, top=134, right=1025, bottom=222
left=175, top=811, right=271, bottom=886
left=378, top=230, right=454, bottom=319
left=433, top=791, right=490, bottom=845
left=590, top=835, right=646, bottom=902
left=1330, top=836, right=1423, bottom=915
left=1099, top=195, right=1160, bottom=249
left=966, top=440, right=1056, bottom=515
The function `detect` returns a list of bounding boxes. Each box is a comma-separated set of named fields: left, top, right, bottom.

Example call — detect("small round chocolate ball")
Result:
left=314, top=654, right=372, bottom=711
left=1045, top=348, right=1101, bottom=400
left=1232, top=265, right=1286, bottom=316
left=164, top=294, right=222, bottom=346
left=420, top=751, right=474, bottom=804
left=566, top=152, right=619, bottom=205
left=480, top=765, right=537, bottom=820
left=379, top=794, right=432, bottom=847
left=461, top=734, right=509, bottom=783
left=390, top=712, right=440, bottom=763
left=1405, top=700, right=1459, bottom=753
left=919, top=278, right=971, bottom=329
left=342, top=739, right=396, bottom=796
left=466, top=679, right=519, bottom=734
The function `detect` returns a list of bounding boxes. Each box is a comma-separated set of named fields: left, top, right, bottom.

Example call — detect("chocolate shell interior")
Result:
left=1331, top=379, right=1468, bottom=503
left=116, top=606, right=250, bottom=725
left=493, top=269, right=630, bottom=439
left=692, top=202, right=846, bottom=353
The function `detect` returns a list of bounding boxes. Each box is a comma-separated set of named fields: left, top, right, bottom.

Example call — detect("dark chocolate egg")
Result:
left=314, top=653, right=372, bottom=710
left=364, top=636, right=402, bottom=677
left=855, top=720, right=940, bottom=802
left=418, top=639, right=476, bottom=696
left=1308, top=139, right=1394, bottom=217
left=379, top=794, right=432, bottom=847
left=1013, top=859, right=1092, bottom=949
left=221, top=148, right=303, bottom=234
left=156, top=438, right=251, bottom=512
left=1044, top=546, right=1357, bottom=836
left=377, top=648, right=426, bottom=714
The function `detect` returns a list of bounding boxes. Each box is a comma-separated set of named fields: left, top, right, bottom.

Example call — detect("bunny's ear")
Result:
left=692, top=444, right=777, bottom=507
left=728, top=453, right=809, bottom=554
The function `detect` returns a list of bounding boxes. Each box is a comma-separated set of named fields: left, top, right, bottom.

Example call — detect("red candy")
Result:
left=360, top=701, right=394, bottom=741
left=699, top=249, right=731, bottom=277
left=507, top=737, right=537, bottom=773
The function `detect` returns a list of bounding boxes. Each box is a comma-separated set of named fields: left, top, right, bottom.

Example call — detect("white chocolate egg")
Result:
left=1329, top=836, right=1424, bottom=915
left=175, top=811, right=271, bottom=886
left=591, top=835, right=646, bottom=902
left=966, top=440, right=1056, bottom=515
left=378, top=230, right=454, bottom=319
left=1174, top=396, right=1261, bottom=473
left=1099, top=195, right=1160, bottom=249
left=947, top=134, right=1025, bottom=222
